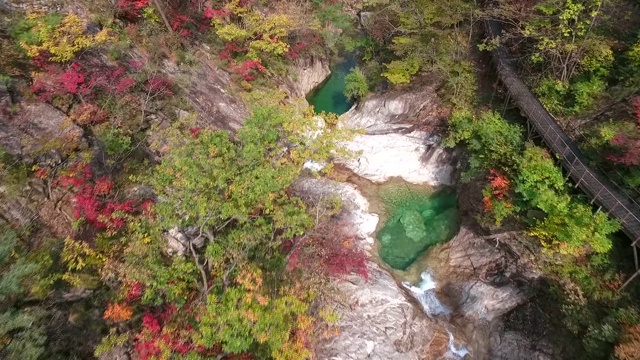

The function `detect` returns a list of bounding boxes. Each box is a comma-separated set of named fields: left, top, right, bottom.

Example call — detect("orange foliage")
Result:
left=488, top=169, right=510, bottom=199
left=616, top=325, right=640, bottom=360
left=103, top=302, right=133, bottom=322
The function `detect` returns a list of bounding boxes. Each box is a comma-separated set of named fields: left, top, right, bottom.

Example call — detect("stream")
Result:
left=307, top=54, right=356, bottom=115
left=374, top=183, right=468, bottom=359
left=308, top=60, right=470, bottom=358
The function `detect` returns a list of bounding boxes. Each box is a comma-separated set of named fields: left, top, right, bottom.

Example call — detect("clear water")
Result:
left=307, top=55, right=356, bottom=115
left=377, top=187, right=459, bottom=270
left=403, top=271, right=450, bottom=316
left=404, top=271, right=469, bottom=359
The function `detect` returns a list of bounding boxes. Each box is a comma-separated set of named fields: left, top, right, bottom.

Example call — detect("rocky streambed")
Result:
left=295, top=66, right=550, bottom=359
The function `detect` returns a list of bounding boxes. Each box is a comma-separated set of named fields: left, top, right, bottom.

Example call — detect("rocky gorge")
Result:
left=294, top=61, right=551, bottom=359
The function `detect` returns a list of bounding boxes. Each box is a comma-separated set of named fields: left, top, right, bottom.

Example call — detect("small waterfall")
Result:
left=447, top=331, right=469, bottom=358
left=403, top=271, right=468, bottom=359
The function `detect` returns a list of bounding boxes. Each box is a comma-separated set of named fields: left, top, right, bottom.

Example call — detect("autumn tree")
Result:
left=446, top=111, right=618, bottom=256
left=444, top=110, right=524, bottom=177
left=210, top=0, right=292, bottom=61
left=108, top=96, right=353, bottom=358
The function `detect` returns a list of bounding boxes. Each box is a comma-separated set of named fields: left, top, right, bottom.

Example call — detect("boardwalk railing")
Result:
left=484, top=21, right=640, bottom=287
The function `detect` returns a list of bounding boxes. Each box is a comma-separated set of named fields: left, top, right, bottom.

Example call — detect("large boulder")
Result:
left=0, top=101, right=85, bottom=162
left=339, top=81, right=458, bottom=185
left=425, top=226, right=550, bottom=360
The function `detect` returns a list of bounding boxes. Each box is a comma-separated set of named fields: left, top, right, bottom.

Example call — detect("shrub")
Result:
left=13, top=13, right=113, bottom=62
left=344, top=67, right=368, bottom=100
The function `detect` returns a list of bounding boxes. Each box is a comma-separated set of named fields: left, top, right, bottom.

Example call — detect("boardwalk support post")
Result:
left=620, top=268, right=640, bottom=291
left=620, top=245, right=640, bottom=291
left=592, top=188, right=603, bottom=205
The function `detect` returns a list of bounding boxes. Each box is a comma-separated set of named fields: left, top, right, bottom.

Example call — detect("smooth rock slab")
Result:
left=338, top=83, right=457, bottom=186
left=343, top=131, right=455, bottom=185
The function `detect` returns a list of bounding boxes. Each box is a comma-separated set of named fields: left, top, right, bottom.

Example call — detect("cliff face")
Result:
left=283, top=56, right=331, bottom=99
left=0, top=86, right=85, bottom=162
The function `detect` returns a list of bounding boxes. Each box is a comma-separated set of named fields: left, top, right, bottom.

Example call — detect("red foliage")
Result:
left=117, top=0, right=151, bottom=21
left=189, top=127, right=201, bottom=138
left=219, top=42, right=245, bottom=61
left=285, top=42, right=307, bottom=60
left=487, top=169, right=510, bottom=200
left=134, top=305, right=197, bottom=359
left=32, top=62, right=89, bottom=101
left=204, top=6, right=228, bottom=19
left=287, top=220, right=369, bottom=281
left=60, top=63, right=88, bottom=94
left=233, top=59, right=267, bottom=82
left=144, top=76, right=174, bottom=97
left=33, top=167, right=49, bottom=180
left=608, top=133, right=640, bottom=166
left=140, top=199, right=155, bottom=217
left=633, top=96, right=640, bottom=126
left=126, top=281, right=144, bottom=302
left=54, top=163, right=139, bottom=232
left=163, top=0, right=212, bottom=38
left=32, top=62, right=141, bottom=102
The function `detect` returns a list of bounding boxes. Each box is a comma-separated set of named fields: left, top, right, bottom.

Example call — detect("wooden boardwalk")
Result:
left=484, top=21, right=640, bottom=287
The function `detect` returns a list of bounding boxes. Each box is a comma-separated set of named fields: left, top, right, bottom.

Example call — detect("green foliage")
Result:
left=344, top=67, right=368, bottom=100
left=212, top=1, right=292, bottom=60
left=311, top=0, right=352, bottom=31
left=198, top=267, right=312, bottom=359
left=516, top=147, right=618, bottom=256
left=94, top=329, right=128, bottom=357
left=570, top=76, right=606, bottom=112
left=119, top=98, right=353, bottom=356
left=535, top=77, right=570, bottom=114
left=0, top=148, right=29, bottom=196
left=0, top=229, right=47, bottom=360
left=382, top=58, right=419, bottom=85
left=561, top=303, right=619, bottom=359
left=515, top=146, right=566, bottom=210
left=535, top=75, right=607, bottom=115
left=98, top=127, right=132, bottom=158
left=10, top=13, right=64, bottom=47
left=11, top=12, right=112, bottom=62
left=522, top=0, right=611, bottom=82
left=448, top=110, right=618, bottom=256
left=371, top=0, right=476, bottom=105
left=532, top=200, right=618, bottom=255
left=444, top=111, right=524, bottom=177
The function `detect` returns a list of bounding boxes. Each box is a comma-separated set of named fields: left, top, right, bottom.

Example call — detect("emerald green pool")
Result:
left=377, top=187, right=459, bottom=270
left=307, top=55, right=355, bottom=115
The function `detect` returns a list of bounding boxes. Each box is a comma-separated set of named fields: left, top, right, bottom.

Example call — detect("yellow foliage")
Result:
left=20, top=13, right=113, bottom=62
left=212, top=1, right=291, bottom=60
left=62, top=237, right=106, bottom=271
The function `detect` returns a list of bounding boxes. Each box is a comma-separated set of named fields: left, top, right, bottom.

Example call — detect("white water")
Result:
left=403, top=271, right=469, bottom=359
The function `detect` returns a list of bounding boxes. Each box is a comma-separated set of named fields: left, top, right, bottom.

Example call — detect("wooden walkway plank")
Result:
left=484, top=20, right=640, bottom=247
